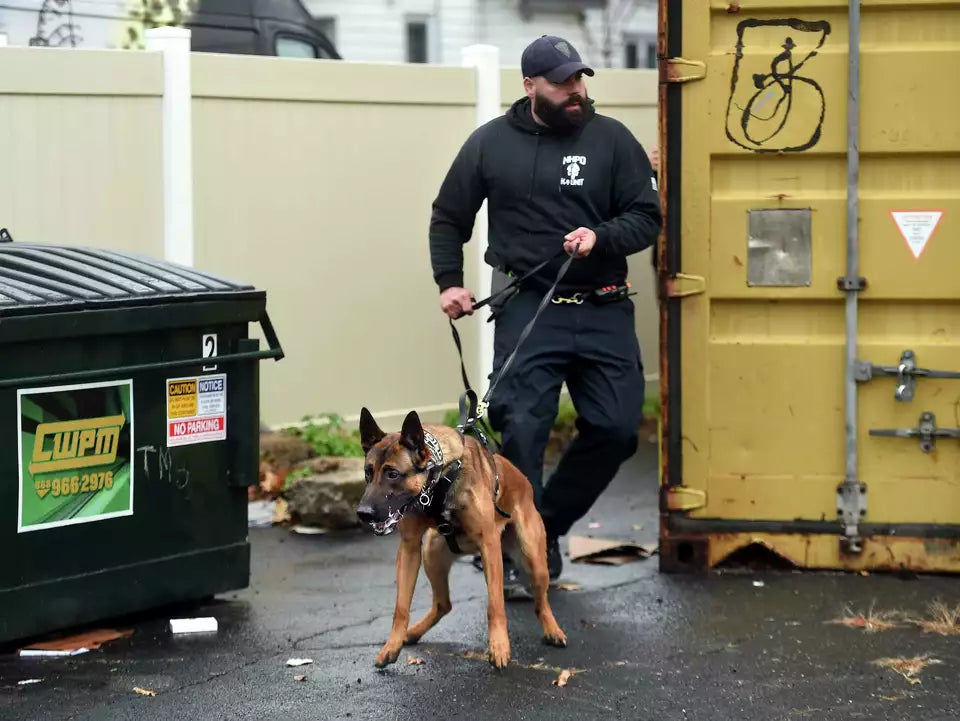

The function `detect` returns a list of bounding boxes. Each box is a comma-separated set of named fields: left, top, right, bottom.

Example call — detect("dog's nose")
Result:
left=356, top=503, right=376, bottom=524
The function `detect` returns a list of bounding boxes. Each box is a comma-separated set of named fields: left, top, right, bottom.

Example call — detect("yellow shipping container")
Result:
left=657, top=0, right=960, bottom=573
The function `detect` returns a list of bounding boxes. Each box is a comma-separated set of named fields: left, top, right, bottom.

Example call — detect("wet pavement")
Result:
left=3, top=441, right=960, bottom=721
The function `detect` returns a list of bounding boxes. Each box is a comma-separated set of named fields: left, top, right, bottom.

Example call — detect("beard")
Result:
left=533, top=91, right=591, bottom=131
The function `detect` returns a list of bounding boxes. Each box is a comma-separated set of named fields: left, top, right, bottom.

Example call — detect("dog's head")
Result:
left=355, top=407, right=432, bottom=536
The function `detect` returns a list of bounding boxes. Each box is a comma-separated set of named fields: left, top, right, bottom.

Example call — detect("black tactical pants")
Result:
left=486, top=288, right=645, bottom=538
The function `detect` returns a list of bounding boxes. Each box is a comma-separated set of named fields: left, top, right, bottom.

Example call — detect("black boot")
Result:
left=547, top=535, right=562, bottom=581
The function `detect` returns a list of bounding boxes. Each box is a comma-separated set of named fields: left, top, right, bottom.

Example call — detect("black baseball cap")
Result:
left=521, top=35, right=595, bottom=83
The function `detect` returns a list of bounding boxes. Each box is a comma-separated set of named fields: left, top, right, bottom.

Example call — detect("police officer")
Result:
left=428, top=35, right=661, bottom=591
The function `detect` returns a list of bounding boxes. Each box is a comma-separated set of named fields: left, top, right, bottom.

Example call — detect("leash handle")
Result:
left=453, top=247, right=567, bottom=320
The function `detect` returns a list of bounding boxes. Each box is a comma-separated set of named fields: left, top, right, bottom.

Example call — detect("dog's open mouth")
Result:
left=370, top=510, right=402, bottom=536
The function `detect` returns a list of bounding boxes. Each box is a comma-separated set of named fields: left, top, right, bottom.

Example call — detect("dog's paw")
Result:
left=488, top=636, right=511, bottom=670
left=543, top=628, right=568, bottom=648
left=374, top=642, right=402, bottom=668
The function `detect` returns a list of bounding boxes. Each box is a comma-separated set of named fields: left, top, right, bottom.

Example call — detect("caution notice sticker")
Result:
left=891, top=210, right=944, bottom=259
left=166, top=374, right=226, bottom=447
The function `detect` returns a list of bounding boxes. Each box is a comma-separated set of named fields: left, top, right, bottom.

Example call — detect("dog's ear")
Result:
left=359, top=407, right=385, bottom=454
left=400, top=410, right=424, bottom=453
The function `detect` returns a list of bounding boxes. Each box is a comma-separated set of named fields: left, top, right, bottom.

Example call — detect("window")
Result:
left=624, top=35, right=658, bottom=69
left=406, top=19, right=428, bottom=63
left=646, top=41, right=657, bottom=69
left=276, top=36, right=317, bottom=58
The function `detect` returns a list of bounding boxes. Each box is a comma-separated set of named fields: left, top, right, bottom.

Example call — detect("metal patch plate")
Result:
left=747, top=208, right=812, bottom=287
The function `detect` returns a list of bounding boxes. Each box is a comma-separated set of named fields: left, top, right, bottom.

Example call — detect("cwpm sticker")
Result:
left=17, top=379, right=134, bottom=533
left=166, top=373, right=227, bottom=447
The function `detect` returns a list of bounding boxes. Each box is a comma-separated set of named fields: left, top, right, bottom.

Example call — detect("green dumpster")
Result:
left=0, top=235, right=283, bottom=644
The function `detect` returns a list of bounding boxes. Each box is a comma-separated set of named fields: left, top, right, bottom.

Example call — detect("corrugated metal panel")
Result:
left=660, top=0, right=960, bottom=574
left=0, top=243, right=255, bottom=315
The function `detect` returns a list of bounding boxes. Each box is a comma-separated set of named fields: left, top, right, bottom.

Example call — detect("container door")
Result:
left=659, top=0, right=960, bottom=573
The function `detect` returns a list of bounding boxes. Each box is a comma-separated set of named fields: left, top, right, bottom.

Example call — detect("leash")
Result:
left=450, top=243, right=581, bottom=441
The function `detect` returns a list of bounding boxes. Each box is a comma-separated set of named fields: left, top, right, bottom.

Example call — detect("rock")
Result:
left=282, top=458, right=366, bottom=530
left=260, top=431, right=315, bottom=468
left=293, top=457, right=344, bottom=475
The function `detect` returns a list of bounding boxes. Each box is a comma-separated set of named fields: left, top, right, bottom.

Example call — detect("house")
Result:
left=302, top=0, right=658, bottom=69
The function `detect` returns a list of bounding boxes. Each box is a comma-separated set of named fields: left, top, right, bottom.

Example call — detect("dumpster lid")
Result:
left=0, top=244, right=261, bottom=317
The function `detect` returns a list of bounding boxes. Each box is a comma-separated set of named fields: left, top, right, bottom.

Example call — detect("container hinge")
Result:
left=836, top=478, right=867, bottom=554
left=661, top=57, right=707, bottom=84
left=665, top=486, right=707, bottom=512
left=870, top=411, right=960, bottom=454
left=856, top=350, right=960, bottom=402
left=665, top=273, right=706, bottom=298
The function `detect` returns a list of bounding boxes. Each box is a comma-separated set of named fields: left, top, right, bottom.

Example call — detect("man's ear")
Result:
left=359, top=407, right=385, bottom=454
left=400, top=410, right=424, bottom=453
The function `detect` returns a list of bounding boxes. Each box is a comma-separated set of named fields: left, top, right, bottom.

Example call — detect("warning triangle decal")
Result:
left=891, top=210, right=944, bottom=259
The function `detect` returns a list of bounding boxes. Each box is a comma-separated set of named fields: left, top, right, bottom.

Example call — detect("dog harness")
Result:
left=415, top=429, right=510, bottom=554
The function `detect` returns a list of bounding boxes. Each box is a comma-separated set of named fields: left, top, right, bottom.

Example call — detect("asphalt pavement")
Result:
left=3, top=439, right=960, bottom=721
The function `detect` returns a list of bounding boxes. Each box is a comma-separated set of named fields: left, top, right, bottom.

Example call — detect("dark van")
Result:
left=186, top=0, right=340, bottom=59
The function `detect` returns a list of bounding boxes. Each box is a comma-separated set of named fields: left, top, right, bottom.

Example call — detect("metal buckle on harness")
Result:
left=551, top=292, right=584, bottom=305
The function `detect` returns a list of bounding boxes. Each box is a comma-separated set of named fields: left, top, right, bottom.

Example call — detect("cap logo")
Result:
left=555, top=41, right=571, bottom=57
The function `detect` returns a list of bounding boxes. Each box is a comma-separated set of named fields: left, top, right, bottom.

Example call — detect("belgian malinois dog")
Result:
left=355, top=407, right=567, bottom=669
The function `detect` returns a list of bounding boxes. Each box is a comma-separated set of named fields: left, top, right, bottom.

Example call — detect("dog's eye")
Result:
left=384, top=468, right=401, bottom=481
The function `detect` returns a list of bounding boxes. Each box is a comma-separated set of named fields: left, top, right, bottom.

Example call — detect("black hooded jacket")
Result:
left=428, top=96, right=662, bottom=294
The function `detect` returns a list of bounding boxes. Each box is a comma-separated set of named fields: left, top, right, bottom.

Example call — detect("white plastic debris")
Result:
left=169, top=617, right=218, bottom=634
left=286, top=658, right=314, bottom=667
left=18, top=679, right=42, bottom=685
left=19, top=648, right=89, bottom=657
left=753, top=581, right=765, bottom=588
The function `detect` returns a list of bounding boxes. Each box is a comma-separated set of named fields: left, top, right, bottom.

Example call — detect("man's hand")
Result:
left=563, top=227, right=596, bottom=257
left=440, top=287, right=475, bottom=319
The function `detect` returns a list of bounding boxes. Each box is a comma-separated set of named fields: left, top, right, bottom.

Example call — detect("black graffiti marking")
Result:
left=725, top=19, right=831, bottom=153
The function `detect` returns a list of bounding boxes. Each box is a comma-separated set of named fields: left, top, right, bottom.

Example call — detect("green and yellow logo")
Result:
left=29, top=414, right=125, bottom=475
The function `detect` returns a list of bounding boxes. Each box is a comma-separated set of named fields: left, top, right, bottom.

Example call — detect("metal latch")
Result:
left=870, top=411, right=960, bottom=453
left=665, top=273, right=706, bottom=298
left=836, top=478, right=867, bottom=555
left=665, top=486, right=706, bottom=511
left=856, top=350, right=960, bottom=402
left=661, top=57, right=707, bottom=84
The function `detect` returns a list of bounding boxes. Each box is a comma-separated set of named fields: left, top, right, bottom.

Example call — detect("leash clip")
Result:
left=551, top=292, right=584, bottom=305
left=418, top=491, right=432, bottom=507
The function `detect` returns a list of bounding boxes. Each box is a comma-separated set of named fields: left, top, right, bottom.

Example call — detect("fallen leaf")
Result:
left=407, top=656, right=426, bottom=665
left=133, top=687, right=156, bottom=697
left=553, top=669, right=574, bottom=687
left=556, top=583, right=581, bottom=591
left=859, top=570, right=870, bottom=576
left=873, top=655, right=942, bottom=685
left=294, top=675, right=307, bottom=682
left=286, top=658, right=314, bottom=667
left=632, top=524, right=644, bottom=531
left=461, top=650, right=488, bottom=661
left=615, top=661, right=629, bottom=667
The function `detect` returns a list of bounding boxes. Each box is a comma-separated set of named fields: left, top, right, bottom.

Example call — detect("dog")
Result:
left=355, top=407, right=567, bottom=669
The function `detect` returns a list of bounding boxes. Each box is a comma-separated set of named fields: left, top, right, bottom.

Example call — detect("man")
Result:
left=428, top=35, right=661, bottom=591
